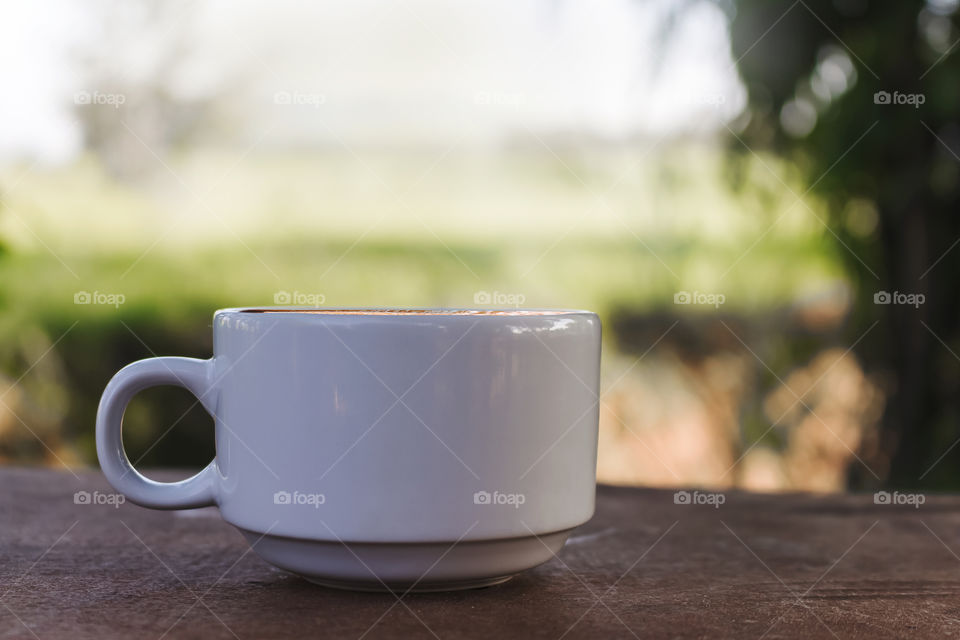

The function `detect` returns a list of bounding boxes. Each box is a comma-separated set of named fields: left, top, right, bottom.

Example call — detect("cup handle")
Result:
left=96, top=357, right=219, bottom=509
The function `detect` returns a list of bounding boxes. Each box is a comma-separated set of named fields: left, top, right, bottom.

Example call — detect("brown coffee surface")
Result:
left=241, top=309, right=575, bottom=316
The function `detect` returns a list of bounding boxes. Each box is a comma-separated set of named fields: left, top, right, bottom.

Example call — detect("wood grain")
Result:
left=0, top=468, right=955, bottom=639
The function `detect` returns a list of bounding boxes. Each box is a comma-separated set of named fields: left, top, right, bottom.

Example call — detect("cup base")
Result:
left=304, top=574, right=515, bottom=593
left=239, top=527, right=572, bottom=593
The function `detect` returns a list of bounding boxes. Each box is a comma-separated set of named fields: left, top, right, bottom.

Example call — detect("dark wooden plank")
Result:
left=0, top=468, right=956, bottom=639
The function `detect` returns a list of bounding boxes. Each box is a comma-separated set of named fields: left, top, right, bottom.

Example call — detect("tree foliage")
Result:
left=727, top=0, right=960, bottom=487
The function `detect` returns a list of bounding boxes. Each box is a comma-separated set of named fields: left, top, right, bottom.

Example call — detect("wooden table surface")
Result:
left=1, top=468, right=957, bottom=639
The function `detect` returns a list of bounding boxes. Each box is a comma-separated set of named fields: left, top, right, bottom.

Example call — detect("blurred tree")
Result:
left=725, top=0, right=960, bottom=488
left=72, top=0, right=227, bottom=181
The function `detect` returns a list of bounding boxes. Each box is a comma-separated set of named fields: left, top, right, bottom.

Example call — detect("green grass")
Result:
left=0, top=144, right=849, bottom=467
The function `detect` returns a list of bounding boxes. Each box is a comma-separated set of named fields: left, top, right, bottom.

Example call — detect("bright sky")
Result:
left=0, top=0, right=746, bottom=163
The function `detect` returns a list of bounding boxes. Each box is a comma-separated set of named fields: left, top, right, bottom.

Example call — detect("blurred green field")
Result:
left=0, top=144, right=844, bottom=314
left=0, top=145, right=848, bottom=475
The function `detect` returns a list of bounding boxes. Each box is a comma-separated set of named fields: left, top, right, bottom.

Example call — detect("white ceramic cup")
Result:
left=97, top=307, right=601, bottom=591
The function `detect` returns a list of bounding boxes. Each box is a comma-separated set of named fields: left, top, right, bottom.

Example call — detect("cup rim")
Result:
left=216, top=307, right=596, bottom=317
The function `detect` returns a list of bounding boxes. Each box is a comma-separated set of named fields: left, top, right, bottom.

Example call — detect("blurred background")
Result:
left=0, top=0, right=956, bottom=492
